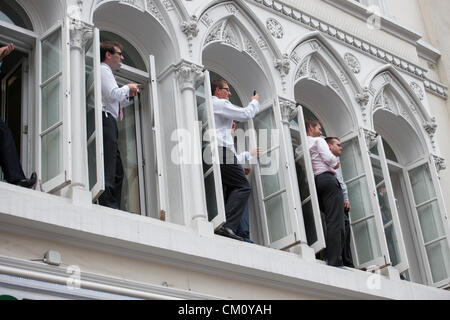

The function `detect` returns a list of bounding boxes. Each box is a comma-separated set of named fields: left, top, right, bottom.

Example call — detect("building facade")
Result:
left=0, top=0, right=450, bottom=299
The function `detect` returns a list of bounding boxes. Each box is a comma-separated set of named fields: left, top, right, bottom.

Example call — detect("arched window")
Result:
left=0, top=0, right=33, bottom=30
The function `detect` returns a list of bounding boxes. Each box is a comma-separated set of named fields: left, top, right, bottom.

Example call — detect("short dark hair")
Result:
left=211, top=79, right=228, bottom=95
left=325, top=137, right=340, bottom=145
left=100, top=41, right=122, bottom=62
left=305, top=118, right=321, bottom=132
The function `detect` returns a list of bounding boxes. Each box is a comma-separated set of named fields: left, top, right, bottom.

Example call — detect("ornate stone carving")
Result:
left=410, top=82, right=424, bottom=101
left=69, top=19, right=92, bottom=50
left=344, top=52, right=361, bottom=74
left=162, top=0, right=173, bottom=10
left=205, top=23, right=222, bottom=45
left=280, top=99, right=298, bottom=124
left=225, top=3, right=238, bottom=14
left=176, top=62, right=204, bottom=91
left=433, top=155, right=446, bottom=173
left=424, top=117, right=437, bottom=137
left=363, top=129, right=378, bottom=149
left=356, top=87, right=370, bottom=122
left=146, top=0, right=164, bottom=23
left=223, top=23, right=240, bottom=49
left=201, top=13, right=213, bottom=28
left=274, top=54, right=290, bottom=75
left=257, top=36, right=267, bottom=49
left=266, top=18, right=283, bottom=39
left=181, top=15, right=199, bottom=40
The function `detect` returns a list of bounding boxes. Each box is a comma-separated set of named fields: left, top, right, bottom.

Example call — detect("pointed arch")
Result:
left=366, top=65, right=437, bottom=163
left=196, top=0, right=280, bottom=101
left=289, top=32, right=362, bottom=136
left=91, top=0, right=180, bottom=71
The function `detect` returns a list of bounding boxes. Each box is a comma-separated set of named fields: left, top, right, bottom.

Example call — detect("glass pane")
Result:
left=347, top=177, right=372, bottom=222
left=353, top=218, right=382, bottom=265
left=409, top=164, right=436, bottom=205
left=87, top=136, right=97, bottom=190
left=341, top=138, right=365, bottom=181
left=117, top=99, right=141, bottom=214
left=204, top=168, right=219, bottom=222
left=254, top=108, right=277, bottom=151
left=383, top=139, right=398, bottom=163
left=41, top=29, right=61, bottom=82
left=385, top=223, right=400, bottom=266
left=426, top=239, right=450, bottom=283
left=259, top=148, right=284, bottom=198
left=265, top=192, right=290, bottom=243
left=41, top=78, right=61, bottom=131
left=0, top=0, right=33, bottom=30
left=417, top=200, right=445, bottom=243
left=302, top=200, right=318, bottom=246
left=41, top=126, right=62, bottom=183
left=371, top=157, right=384, bottom=186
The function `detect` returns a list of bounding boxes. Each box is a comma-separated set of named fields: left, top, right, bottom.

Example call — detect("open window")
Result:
left=340, top=130, right=390, bottom=269
left=196, top=70, right=226, bottom=230
left=369, top=135, right=409, bottom=272
left=37, top=19, right=72, bottom=193
left=405, top=157, right=450, bottom=288
left=290, top=105, right=326, bottom=253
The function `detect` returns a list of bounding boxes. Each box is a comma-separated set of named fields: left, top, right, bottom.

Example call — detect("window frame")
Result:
left=37, top=18, right=72, bottom=193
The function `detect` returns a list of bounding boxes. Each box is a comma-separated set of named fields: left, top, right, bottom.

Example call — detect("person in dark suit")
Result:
left=0, top=43, right=36, bottom=189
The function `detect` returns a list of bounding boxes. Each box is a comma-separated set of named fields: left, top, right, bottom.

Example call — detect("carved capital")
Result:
left=362, top=128, right=378, bottom=149
left=274, top=53, right=291, bottom=75
left=176, top=61, right=203, bottom=91
left=181, top=15, right=199, bottom=40
left=356, top=87, right=370, bottom=107
left=433, top=155, right=446, bottom=173
left=280, top=99, right=298, bottom=125
left=69, top=18, right=92, bottom=50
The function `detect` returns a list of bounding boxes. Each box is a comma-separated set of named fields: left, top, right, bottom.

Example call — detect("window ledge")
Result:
left=1, top=182, right=449, bottom=299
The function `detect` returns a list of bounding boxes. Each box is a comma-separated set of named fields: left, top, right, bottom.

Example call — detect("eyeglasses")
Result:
left=114, top=51, right=123, bottom=56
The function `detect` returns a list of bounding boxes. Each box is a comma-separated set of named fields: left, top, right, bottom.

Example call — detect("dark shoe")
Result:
left=15, top=172, right=37, bottom=189
left=215, top=227, right=244, bottom=241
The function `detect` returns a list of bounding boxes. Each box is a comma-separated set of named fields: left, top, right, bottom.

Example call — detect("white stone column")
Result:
left=65, top=19, right=92, bottom=205
left=175, top=61, right=213, bottom=236
left=279, top=97, right=315, bottom=262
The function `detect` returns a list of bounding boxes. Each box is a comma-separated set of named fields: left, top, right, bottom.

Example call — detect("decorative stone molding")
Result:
left=266, top=18, right=284, bottom=39
left=251, top=0, right=450, bottom=100
left=432, top=155, right=447, bottom=173
left=146, top=0, right=164, bottom=24
left=356, top=87, right=370, bottom=122
left=343, top=52, right=361, bottom=74
left=410, top=82, right=424, bottom=101
left=274, top=54, right=290, bottom=75
left=181, top=15, right=199, bottom=40
left=200, top=13, right=214, bottom=28
left=280, top=99, right=298, bottom=124
left=69, top=19, right=93, bottom=50
left=362, top=129, right=378, bottom=150
left=423, top=117, right=437, bottom=137
left=162, top=0, right=173, bottom=11
left=176, top=62, right=204, bottom=91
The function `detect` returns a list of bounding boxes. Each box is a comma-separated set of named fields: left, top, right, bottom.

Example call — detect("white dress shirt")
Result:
left=335, top=160, right=349, bottom=201
left=101, top=63, right=129, bottom=119
left=307, top=136, right=339, bottom=176
left=212, top=96, right=260, bottom=149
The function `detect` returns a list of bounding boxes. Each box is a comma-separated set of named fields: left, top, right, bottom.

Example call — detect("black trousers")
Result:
left=343, top=210, right=355, bottom=267
left=98, top=113, right=124, bottom=209
left=315, top=172, right=345, bottom=266
left=0, top=118, right=25, bottom=183
left=219, top=147, right=251, bottom=231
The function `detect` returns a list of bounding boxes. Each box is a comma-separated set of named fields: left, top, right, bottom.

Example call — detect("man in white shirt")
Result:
left=211, top=79, right=259, bottom=240
left=326, top=137, right=354, bottom=268
left=0, top=43, right=37, bottom=189
left=306, top=118, right=345, bottom=267
left=98, top=41, right=140, bottom=209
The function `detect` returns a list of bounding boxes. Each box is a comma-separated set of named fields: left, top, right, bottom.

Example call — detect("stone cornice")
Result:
left=250, top=0, right=448, bottom=100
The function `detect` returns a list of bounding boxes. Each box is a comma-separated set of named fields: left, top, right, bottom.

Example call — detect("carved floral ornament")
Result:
left=410, top=82, right=424, bottom=101
left=343, top=52, right=361, bottom=74
left=266, top=18, right=283, bottom=39
left=279, top=99, right=298, bottom=124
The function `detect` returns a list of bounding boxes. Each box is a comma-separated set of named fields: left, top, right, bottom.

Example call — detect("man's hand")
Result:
left=344, top=200, right=351, bottom=212
left=244, top=167, right=251, bottom=175
left=251, top=93, right=259, bottom=102
left=333, top=160, right=340, bottom=170
left=249, top=147, right=262, bottom=157
left=0, top=43, right=14, bottom=62
left=128, top=83, right=141, bottom=96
